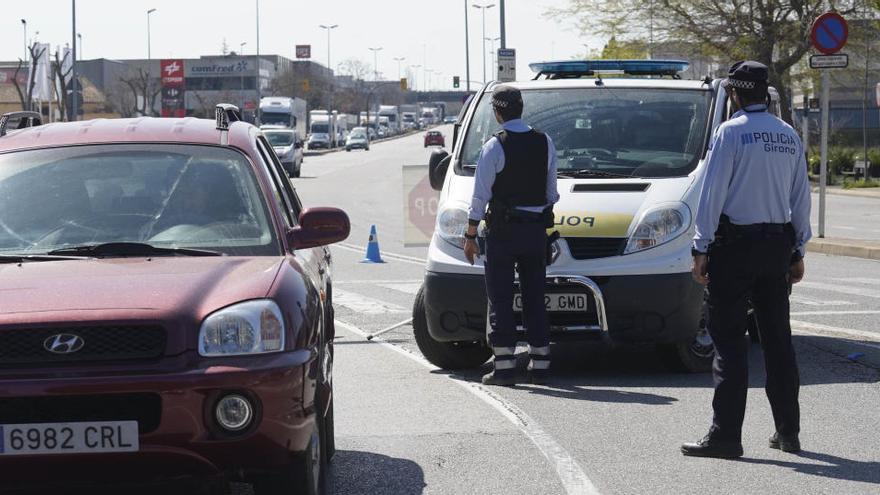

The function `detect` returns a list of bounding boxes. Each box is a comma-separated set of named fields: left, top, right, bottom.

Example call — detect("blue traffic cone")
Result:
left=361, top=225, right=385, bottom=263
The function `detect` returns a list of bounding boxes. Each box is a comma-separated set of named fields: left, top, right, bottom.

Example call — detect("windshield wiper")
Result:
left=46, top=242, right=223, bottom=258
left=0, top=254, right=94, bottom=264
left=557, top=169, right=632, bottom=179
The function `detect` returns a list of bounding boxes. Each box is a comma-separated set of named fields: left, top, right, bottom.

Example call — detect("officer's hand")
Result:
left=464, top=238, right=480, bottom=265
left=692, top=255, right=709, bottom=285
left=789, top=259, right=805, bottom=284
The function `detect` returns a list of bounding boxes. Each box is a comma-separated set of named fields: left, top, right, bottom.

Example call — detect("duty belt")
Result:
left=503, top=209, right=544, bottom=223
left=729, top=223, right=787, bottom=235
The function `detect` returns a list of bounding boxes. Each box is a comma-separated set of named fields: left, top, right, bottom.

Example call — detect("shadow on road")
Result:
left=514, top=383, right=678, bottom=405
left=329, top=450, right=425, bottom=495
left=738, top=451, right=880, bottom=485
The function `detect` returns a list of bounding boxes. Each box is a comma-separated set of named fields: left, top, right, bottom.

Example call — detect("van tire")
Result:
left=413, top=286, right=491, bottom=370
left=659, top=291, right=714, bottom=372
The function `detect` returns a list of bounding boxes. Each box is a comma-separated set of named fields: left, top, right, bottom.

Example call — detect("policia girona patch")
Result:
left=741, top=131, right=800, bottom=155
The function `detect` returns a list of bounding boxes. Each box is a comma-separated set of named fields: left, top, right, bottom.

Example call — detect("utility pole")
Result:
left=71, top=0, right=77, bottom=121
left=862, top=9, right=872, bottom=179
left=393, top=56, right=406, bottom=80
left=464, top=0, right=471, bottom=92
left=369, top=47, right=383, bottom=81
left=473, top=3, right=496, bottom=84
left=147, top=8, right=156, bottom=60
left=320, top=24, right=338, bottom=115
left=77, top=33, right=82, bottom=60
left=240, top=42, right=247, bottom=110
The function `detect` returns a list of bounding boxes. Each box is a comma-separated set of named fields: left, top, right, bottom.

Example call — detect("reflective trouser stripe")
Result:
left=492, top=346, right=517, bottom=357
left=494, top=357, right=517, bottom=370
left=528, top=359, right=551, bottom=370
left=528, top=345, right=550, bottom=356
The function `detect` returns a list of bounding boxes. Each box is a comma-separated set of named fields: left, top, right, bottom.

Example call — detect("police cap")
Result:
left=491, top=85, right=523, bottom=109
left=720, top=60, right=769, bottom=90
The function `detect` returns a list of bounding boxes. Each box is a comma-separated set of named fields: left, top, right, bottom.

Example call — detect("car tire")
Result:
left=659, top=291, right=714, bottom=373
left=412, top=286, right=491, bottom=370
left=346, top=147, right=351, bottom=152
left=252, top=429, right=325, bottom=495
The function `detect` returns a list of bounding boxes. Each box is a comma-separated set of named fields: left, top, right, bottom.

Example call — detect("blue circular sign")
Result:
left=811, top=12, right=848, bottom=55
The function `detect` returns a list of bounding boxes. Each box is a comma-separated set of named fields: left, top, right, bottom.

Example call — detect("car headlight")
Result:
left=624, top=204, right=691, bottom=254
left=198, top=300, right=285, bottom=356
left=437, top=207, right=469, bottom=249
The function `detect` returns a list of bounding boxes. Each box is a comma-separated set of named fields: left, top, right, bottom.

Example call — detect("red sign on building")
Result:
left=295, top=45, right=311, bottom=59
left=160, top=59, right=186, bottom=117
left=160, top=59, right=185, bottom=87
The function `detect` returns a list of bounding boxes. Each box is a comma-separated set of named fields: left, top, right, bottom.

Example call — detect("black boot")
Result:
left=769, top=432, right=801, bottom=453
left=482, top=369, right=516, bottom=386
left=681, top=434, right=744, bottom=459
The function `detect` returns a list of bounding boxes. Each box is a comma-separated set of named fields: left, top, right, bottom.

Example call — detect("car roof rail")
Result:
left=0, top=111, right=43, bottom=137
left=215, top=104, right=241, bottom=131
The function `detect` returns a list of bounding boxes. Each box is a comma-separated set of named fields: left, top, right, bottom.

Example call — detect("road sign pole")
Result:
left=819, top=69, right=829, bottom=238
left=801, top=95, right=809, bottom=155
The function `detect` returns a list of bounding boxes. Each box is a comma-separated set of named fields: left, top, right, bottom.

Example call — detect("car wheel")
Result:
left=346, top=147, right=351, bottom=152
left=658, top=291, right=714, bottom=373
left=293, top=166, right=301, bottom=178
left=252, top=429, right=325, bottom=495
left=412, top=286, right=491, bottom=370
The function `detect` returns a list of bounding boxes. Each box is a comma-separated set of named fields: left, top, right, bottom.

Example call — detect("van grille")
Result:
left=565, top=238, right=627, bottom=260
left=0, top=325, right=166, bottom=367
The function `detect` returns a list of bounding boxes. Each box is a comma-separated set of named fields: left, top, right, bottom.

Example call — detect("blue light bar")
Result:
left=529, top=59, right=689, bottom=77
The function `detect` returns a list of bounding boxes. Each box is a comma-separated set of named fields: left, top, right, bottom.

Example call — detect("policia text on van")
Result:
left=415, top=60, right=757, bottom=373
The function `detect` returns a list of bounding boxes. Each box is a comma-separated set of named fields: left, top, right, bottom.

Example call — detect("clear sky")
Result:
left=2, top=0, right=602, bottom=89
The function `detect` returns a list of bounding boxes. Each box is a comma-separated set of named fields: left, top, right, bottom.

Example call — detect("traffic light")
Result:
left=301, top=79, right=310, bottom=92
left=453, top=76, right=460, bottom=88
left=400, top=78, right=408, bottom=90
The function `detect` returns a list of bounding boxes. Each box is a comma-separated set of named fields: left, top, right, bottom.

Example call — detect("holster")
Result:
left=546, top=230, right=560, bottom=265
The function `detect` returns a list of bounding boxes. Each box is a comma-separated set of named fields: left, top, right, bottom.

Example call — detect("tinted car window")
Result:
left=459, top=88, right=712, bottom=178
left=0, top=144, right=279, bottom=256
left=264, top=131, right=295, bottom=147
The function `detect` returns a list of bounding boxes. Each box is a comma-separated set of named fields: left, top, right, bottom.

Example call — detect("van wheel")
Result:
left=412, top=286, right=491, bottom=370
left=658, top=294, right=714, bottom=373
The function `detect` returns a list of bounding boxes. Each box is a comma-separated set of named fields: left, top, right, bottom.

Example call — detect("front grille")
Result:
left=0, top=325, right=166, bottom=366
left=0, top=393, right=162, bottom=433
left=565, top=237, right=627, bottom=260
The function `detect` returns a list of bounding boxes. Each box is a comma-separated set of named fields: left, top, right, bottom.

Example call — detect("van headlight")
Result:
left=624, top=204, right=691, bottom=254
left=199, top=300, right=285, bottom=356
left=437, top=207, right=469, bottom=249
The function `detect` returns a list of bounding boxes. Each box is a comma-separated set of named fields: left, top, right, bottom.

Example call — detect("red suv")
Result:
left=424, top=130, right=445, bottom=148
left=0, top=107, right=348, bottom=494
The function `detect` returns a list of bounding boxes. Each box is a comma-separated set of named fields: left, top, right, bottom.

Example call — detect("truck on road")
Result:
left=378, top=105, right=401, bottom=135
left=308, top=110, right=337, bottom=149
left=259, top=97, right=307, bottom=137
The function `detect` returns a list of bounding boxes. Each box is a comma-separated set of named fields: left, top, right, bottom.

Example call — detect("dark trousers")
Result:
left=707, top=233, right=800, bottom=442
left=484, top=221, right=550, bottom=371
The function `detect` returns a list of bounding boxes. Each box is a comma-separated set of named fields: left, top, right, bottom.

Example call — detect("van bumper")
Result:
left=422, top=271, right=702, bottom=344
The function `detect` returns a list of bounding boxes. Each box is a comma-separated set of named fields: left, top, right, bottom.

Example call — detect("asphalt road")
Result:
left=810, top=193, right=880, bottom=240
left=294, top=128, right=880, bottom=495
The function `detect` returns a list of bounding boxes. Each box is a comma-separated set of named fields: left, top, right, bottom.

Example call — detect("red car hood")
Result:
left=0, top=257, right=283, bottom=353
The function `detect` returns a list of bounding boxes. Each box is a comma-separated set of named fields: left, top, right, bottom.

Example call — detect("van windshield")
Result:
left=459, top=88, right=713, bottom=178
left=311, top=123, right=328, bottom=134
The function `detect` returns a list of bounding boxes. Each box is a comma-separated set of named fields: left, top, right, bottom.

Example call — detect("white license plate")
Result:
left=0, top=421, right=139, bottom=456
left=513, top=293, right=589, bottom=312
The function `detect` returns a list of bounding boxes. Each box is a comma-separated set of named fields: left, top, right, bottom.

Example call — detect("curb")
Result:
left=807, top=239, right=880, bottom=261
left=810, top=186, right=880, bottom=200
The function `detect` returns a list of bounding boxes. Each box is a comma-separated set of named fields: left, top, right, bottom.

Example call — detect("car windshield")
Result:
left=264, top=132, right=294, bottom=146
left=460, top=87, right=713, bottom=178
left=311, top=124, right=328, bottom=134
left=350, top=131, right=367, bottom=139
left=261, top=113, right=290, bottom=126
left=0, top=144, right=279, bottom=256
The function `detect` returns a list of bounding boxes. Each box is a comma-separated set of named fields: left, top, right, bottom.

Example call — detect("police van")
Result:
left=414, top=60, right=779, bottom=373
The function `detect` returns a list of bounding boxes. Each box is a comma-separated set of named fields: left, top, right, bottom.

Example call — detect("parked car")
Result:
left=262, top=128, right=304, bottom=177
left=0, top=106, right=349, bottom=494
left=345, top=127, right=370, bottom=152
left=443, top=116, right=457, bottom=124
left=424, top=130, right=445, bottom=148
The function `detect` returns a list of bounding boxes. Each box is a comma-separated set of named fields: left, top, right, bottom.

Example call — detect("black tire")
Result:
left=293, top=164, right=301, bottom=178
left=252, top=431, right=325, bottom=495
left=346, top=147, right=351, bottom=152
left=658, top=291, right=714, bottom=373
left=412, top=286, right=491, bottom=370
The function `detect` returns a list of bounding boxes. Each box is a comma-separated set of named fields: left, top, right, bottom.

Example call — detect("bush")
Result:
left=843, top=178, right=880, bottom=189
left=828, top=147, right=856, bottom=175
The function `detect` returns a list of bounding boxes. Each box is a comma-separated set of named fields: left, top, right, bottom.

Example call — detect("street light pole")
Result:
left=499, top=0, right=506, bottom=49
left=472, top=2, right=496, bottom=84
left=486, top=36, right=500, bottom=77
left=21, top=19, right=27, bottom=63
left=393, top=57, right=406, bottom=81
left=146, top=8, right=156, bottom=60
left=368, top=47, right=383, bottom=81
left=71, top=0, right=77, bottom=121
left=319, top=24, right=338, bottom=115
left=410, top=64, right=421, bottom=91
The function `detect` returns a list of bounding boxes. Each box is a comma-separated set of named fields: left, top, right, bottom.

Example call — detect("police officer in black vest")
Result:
left=464, top=85, right=560, bottom=386
left=681, top=61, right=812, bottom=458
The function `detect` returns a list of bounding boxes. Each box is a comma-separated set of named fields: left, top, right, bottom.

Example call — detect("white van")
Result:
left=415, top=60, right=779, bottom=373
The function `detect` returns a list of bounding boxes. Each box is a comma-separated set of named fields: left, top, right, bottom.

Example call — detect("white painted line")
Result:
left=791, top=320, right=880, bottom=346
left=797, top=281, right=880, bottom=299
left=378, top=282, right=423, bottom=295
left=337, top=279, right=423, bottom=285
left=833, top=277, right=880, bottom=286
left=334, top=242, right=426, bottom=266
left=789, top=295, right=855, bottom=307
left=791, top=310, right=880, bottom=316
left=334, top=289, right=409, bottom=314
left=335, top=319, right=602, bottom=495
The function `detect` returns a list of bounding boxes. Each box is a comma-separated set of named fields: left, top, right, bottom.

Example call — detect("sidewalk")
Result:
left=811, top=184, right=880, bottom=199
left=808, top=237, right=880, bottom=261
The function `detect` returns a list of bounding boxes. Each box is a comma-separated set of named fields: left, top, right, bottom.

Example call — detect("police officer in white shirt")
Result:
left=682, top=61, right=812, bottom=459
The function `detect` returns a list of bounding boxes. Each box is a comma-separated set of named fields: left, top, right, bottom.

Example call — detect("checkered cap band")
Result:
left=724, top=78, right=757, bottom=90
left=492, top=98, right=513, bottom=108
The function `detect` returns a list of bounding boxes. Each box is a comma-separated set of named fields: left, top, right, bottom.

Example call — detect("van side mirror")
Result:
left=288, top=207, right=350, bottom=249
left=428, top=149, right=451, bottom=191
left=451, top=123, right=461, bottom=150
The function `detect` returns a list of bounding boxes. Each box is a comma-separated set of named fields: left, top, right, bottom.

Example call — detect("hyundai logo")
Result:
left=43, top=334, right=86, bottom=354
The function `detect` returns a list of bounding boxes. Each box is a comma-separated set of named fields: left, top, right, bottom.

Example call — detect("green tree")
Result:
left=547, top=0, right=865, bottom=123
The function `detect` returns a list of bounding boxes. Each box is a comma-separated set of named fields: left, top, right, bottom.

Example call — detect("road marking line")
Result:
left=791, top=320, right=880, bottom=349
left=797, top=281, right=880, bottom=299
left=337, top=279, right=423, bottom=284
left=791, top=310, right=880, bottom=316
left=790, top=295, right=855, bottom=306
left=335, top=320, right=602, bottom=495
left=378, top=282, right=423, bottom=295
left=833, top=277, right=880, bottom=286
left=335, top=242, right=426, bottom=265
left=334, top=289, right=409, bottom=314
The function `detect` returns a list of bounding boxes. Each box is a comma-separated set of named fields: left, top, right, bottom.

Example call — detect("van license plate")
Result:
left=0, top=421, right=139, bottom=456
left=513, top=293, right=588, bottom=312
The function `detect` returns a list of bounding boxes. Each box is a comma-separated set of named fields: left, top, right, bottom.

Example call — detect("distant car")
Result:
left=263, top=128, right=304, bottom=177
left=0, top=106, right=349, bottom=493
left=346, top=127, right=370, bottom=152
left=443, top=116, right=457, bottom=124
left=424, top=130, right=445, bottom=148
left=377, top=126, right=389, bottom=139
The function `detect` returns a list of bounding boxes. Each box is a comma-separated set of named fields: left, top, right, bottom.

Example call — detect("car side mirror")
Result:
left=428, top=149, right=451, bottom=191
left=288, top=207, right=350, bottom=249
